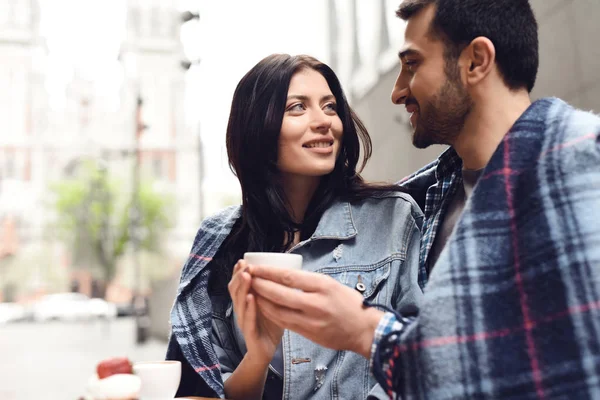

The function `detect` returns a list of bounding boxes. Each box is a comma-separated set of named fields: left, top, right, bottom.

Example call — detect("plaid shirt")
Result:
left=399, top=148, right=463, bottom=287
left=166, top=205, right=242, bottom=397
left=372, top=98, right=600, bottom=399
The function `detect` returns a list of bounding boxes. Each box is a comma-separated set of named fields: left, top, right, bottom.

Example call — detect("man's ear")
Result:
left=461, top=36, right=496, bottom=86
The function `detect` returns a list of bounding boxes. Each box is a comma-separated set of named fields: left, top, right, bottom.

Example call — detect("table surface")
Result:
left=176, top=397, right=221, bottom=399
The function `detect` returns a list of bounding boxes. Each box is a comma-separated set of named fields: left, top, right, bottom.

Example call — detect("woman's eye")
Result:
left=288, top=103, right=305, bottom=112
left=324, top=103, right=337, bottom=113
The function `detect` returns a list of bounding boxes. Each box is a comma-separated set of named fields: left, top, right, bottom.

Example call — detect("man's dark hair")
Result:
left=397, top=0, right=539, bottom=92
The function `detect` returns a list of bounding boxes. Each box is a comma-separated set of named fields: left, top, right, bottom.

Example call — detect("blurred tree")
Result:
left=50, top=160, right=174, bottom=296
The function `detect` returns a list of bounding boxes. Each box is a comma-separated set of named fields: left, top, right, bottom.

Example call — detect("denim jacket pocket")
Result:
left=319, top=258, right=393, bottom=301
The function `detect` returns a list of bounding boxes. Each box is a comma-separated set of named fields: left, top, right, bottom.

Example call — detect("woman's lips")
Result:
left=305, top=145, right=334, bottom=154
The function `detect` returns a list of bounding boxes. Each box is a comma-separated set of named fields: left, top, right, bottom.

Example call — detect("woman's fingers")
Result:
left=233, top=259, right=246, bottom=274
left=244, top=293, right=258, bottom=339
left=228, top=261, right=250, bottom=297
left=229, top=261, right=251, bottom=330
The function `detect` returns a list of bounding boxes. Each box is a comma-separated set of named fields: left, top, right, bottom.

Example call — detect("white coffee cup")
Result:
left=133, top=360, right=181, bottom=400
left=244, top=252, right=303, bottom=270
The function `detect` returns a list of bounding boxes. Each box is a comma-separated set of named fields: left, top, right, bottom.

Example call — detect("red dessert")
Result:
left=96, top=357, right=133, bottom=379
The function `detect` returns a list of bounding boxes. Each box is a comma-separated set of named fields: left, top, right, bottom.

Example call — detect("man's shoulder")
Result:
left=564, top=104, right=600, bottom=141
left=550, top=97, right=600, bottom=130
left=542, top=98, right=600, bottom=169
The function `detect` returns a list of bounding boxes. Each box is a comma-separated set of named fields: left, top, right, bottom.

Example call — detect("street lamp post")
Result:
left=132, top=94, right=149, bottom=344
left=180, top=9, right=202, bottom=220
left=129, top=9, right=200, bottom=344
left=180, top=11, right=199, bottom=23
left=180, top=10, right=201, bottom=71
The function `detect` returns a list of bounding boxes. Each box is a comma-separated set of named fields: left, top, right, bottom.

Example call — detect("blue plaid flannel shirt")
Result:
left=166, top=206, right=242, bottom=398
left=400, top=147, right=463, bottom=288
left=371, top=98, right=600, bottom=399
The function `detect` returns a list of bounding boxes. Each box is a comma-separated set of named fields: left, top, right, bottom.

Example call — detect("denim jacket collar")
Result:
left=311, top=201, right=357, bottom=240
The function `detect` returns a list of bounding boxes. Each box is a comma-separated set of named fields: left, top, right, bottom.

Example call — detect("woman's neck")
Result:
left=280, top=174, right=321, bottom=225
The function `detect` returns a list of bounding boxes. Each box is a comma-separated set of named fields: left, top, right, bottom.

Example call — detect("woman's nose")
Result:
left=311, top=111, right=333, bottom=132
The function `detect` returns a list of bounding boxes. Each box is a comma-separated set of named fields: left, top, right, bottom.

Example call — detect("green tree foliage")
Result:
left=51, top=160, right=174, bottom=286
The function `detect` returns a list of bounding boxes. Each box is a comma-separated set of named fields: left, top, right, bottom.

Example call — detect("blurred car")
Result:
left=32, top=293, right=117, bottom=322
left=88, top=297, right=118, bottom=319
left=115, top=302, right=135, bottom=317
left=0, top=302, right=28, bottom=324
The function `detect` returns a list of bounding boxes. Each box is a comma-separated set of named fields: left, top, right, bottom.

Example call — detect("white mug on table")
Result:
left=133, top=360, right=181, bottom=400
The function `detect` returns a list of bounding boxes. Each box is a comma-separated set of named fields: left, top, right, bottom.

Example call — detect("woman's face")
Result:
left=277, top=68, right=343, bottom=180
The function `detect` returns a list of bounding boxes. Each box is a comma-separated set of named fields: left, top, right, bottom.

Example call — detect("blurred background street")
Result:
left=1, top=0, right=599, bottom=399
left=0, top=318, right=165, bottom=400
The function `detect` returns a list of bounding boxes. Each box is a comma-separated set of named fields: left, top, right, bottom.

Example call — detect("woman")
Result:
left=166, top=54, right=424, bottom=400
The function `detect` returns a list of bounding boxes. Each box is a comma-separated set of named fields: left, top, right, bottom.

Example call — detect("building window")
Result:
left=4, top=152, right=16, bottom=179
left=152, top=156, right=163, bottom=180
left=13, top=0, right=30, bottom=29
left=171, top=10, right=180, bottom=39
left=129, top=7, right=140, bottom=36
left=0, top=2, right=9, bottom=26
left=159, top=9, right=173, bottom=38
left=151, top=7, right=160, bottom=37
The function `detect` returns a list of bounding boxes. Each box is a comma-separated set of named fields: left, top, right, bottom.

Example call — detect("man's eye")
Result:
left=404, top=60, right=418, bottom=72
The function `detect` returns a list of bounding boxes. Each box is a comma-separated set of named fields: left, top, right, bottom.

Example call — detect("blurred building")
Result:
left=326, top=0, right=600, bottom=183
left=0, top=0, right=50, bottom=301
left=0, top=0, right=202, bottom=301
left=326, top=0, right=443, bottom=183
left=529, top=0, right=600, bottom=112
left=119, top=0, right=202, bottom=254
left=0, top=0, right=46, bottom=238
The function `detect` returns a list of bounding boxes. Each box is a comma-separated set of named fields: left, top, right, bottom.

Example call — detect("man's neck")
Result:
left=453, top=90, right=531, bottom=170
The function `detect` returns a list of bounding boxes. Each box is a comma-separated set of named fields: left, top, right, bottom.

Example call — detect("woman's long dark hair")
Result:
left=209, top=54, right=408, bottom=293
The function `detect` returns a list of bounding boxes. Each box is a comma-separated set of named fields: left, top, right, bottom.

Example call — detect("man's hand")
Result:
left=248, top=265, right=384, bottom=359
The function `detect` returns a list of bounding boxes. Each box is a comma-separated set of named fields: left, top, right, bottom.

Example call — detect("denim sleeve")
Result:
left=392, top=218, right=424, bottom=312
left=367, top=212, right=421, bottom=399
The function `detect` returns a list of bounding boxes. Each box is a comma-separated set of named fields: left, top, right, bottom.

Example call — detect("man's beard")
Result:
left=412, top=70, right=473, bottom=149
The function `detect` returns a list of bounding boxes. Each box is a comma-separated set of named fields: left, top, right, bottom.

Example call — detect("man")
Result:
left=249, top=0, right=600, bottom=398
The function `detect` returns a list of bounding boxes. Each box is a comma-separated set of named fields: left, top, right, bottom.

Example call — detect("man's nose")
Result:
left=391, top=72, right=409, bottom=105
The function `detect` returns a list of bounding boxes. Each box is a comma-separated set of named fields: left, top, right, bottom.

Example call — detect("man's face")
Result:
left=391, top=4, right=473, bottom=149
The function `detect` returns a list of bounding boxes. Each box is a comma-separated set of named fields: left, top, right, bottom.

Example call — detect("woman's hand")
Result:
left=228, top=259, right=284, bottom=365
left=224, top=260, right=283, bottom=400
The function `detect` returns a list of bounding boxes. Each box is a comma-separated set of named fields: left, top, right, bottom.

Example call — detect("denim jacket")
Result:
left=167, top=192, right=424, bottom=399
